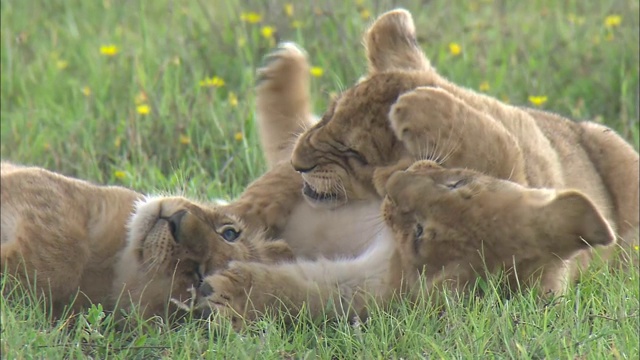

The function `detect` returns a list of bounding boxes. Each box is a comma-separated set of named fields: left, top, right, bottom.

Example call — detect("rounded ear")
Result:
left=541, top=190, right=615, bottom=248
left=364, top=9, right=431, bottom=74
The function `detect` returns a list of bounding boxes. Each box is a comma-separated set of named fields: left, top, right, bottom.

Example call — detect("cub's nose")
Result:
left=167, top=210, right=186, bottom=241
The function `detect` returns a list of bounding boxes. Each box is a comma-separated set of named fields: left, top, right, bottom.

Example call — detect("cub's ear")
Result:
left=541, top=190, right=615, bottom=248
left=364, top=9, right=431, bottom=74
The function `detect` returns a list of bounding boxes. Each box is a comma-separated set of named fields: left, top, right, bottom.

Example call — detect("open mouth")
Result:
left=302, top=181, right=344, bottom=203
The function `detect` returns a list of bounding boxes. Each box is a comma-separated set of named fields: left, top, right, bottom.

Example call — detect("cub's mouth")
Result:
left=301, top=181, right=346, bottom=208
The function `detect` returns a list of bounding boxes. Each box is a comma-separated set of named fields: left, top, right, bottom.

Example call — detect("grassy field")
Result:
left=1, top=0, right=639, bottom=358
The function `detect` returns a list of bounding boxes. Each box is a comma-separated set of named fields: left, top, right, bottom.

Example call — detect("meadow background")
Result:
left=1, top=0, right=638, bottom=358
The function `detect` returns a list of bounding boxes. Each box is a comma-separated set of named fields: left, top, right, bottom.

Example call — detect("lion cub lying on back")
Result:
left=382, top=160, right=615, bottom=299
left=0, top=162, right=292, bottom=318
left=196, top=161, right=614, bottom=326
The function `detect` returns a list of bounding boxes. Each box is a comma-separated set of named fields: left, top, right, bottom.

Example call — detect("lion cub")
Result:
left=382, top=160, right=616, bottom=297
left=195, top=160, right=615, bottom=328
left=1, top=162, right=292, bottom=318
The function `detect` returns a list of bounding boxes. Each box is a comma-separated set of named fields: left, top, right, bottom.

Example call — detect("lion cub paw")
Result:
left=256, top=42, right=309, bottom=91
left=389, top=86, right=463, bottom=160
left=198, top=263, right=254, bottom=328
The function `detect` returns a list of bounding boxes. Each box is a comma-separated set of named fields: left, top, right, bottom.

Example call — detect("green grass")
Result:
left=1, top=0, right=638, bottom=358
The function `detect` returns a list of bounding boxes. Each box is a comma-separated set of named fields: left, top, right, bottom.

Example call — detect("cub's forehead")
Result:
left=197, top=206, right=245, bottom=227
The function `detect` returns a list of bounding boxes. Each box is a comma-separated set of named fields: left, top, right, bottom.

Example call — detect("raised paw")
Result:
left=256, top=42, right=309, bottom=90
left=389, top=86, right=464, bottom=160
left=255, top=42, right=316, bottom=167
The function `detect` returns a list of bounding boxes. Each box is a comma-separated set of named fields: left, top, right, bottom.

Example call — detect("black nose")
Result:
left=199, top=281, right=213, bottom=297
left=291, top=160, right=316, bottom=173
left=167, top=210, right=186, bottom=241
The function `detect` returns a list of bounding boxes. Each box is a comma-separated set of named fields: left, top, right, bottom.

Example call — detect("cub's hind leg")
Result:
left=256, top=42, right=317, bottom=168
left=389, top=86, right=528, bottom=184
left=1, top=219, right=91, bottom=315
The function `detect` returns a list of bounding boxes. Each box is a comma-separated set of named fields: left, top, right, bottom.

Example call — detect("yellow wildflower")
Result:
left=291, top=20, right=303, bottom=29
left=234, top=132, right=244, bottom=141
left=228, top=92, right=238, bottom=107
left=179, top=134, right=191, bottom=145
left=604, top=15, right=622, bottom=28
left=528, top=96, right=548, bottom=106
left=56, top=60, right=68, bottom=70
left=284, top=3, right=294, bottom=17
left=100, top=44, right=119, bottom=56
left=136, top=104, right=150, bottom=115
left=240, top=12, right=262, bottom=24
left=199, top=76, right=225, bottom=88
left=360, top=9, right=371, bottom=20
left=114, top=137, right=121, bottom=148
left=81, top=86, right=92, bottom=97
left=479, top=81, right=490, bottom=92
left=134, top=91, right=148, bottom=105
left=261, top=26, right=275, bottom=39
left=449, top=42, right=462, bottom=56
left=310, top=67, right=324, bottom=77
left=634, top=245, right=639, bottom=252
left=114, top=170, right=126, bottom=179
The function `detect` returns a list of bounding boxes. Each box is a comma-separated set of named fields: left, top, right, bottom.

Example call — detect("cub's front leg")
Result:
left=256, top=42, right=317, bottom=168
left=223, top=162, right=303, bottom=239
left=197, top=261, right=350, bottom=330
left=389, top=87, right=528, bottom=184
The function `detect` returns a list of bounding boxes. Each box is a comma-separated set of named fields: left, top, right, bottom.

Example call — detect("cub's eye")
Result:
left=346, top=149, right=368, bottom=165
left=414, top=223, right=424, bottom=240
left=220, top=225, right=241, bottom=242
left=446, top=179, right=467, bottom=189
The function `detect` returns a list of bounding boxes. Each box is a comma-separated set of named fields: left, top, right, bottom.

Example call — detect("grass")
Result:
left=1, top=0, right=638, bottom=358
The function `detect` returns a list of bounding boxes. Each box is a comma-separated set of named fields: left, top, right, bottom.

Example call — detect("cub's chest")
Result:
left=281, top=200, right=388, bottom=259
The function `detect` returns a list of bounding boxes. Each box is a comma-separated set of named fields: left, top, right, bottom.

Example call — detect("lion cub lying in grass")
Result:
left=196, top=161, right=615, bottom=327
left=382, top=160, right=615, bottom=299
left=0, top=162, right=292, bottom=318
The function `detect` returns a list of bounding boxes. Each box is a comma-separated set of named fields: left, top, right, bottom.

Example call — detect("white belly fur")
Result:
left=281, top=199, right=390, bottom=259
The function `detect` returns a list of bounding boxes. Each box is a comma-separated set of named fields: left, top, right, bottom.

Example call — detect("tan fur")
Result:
left=383, top=161, right=615, bottom=297
left=0, top=162, right=293, bottom=318
left=195, top=9, right=638, bottom=327
left=285, top=9, right=638, bottom=260
left=255, top=42, right=318, bottom=168
left=196, top=161, right=615, bottom=327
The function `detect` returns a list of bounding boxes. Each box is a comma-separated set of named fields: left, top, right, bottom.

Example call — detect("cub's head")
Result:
left=121, top=196, right=293, bottom=310
left=382, top=160, right=615, bottom=291
left=290, top=9, right=436, bottom=208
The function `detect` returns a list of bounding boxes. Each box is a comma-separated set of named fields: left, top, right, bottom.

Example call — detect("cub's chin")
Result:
left=302, top=181, right=347, bottom=209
